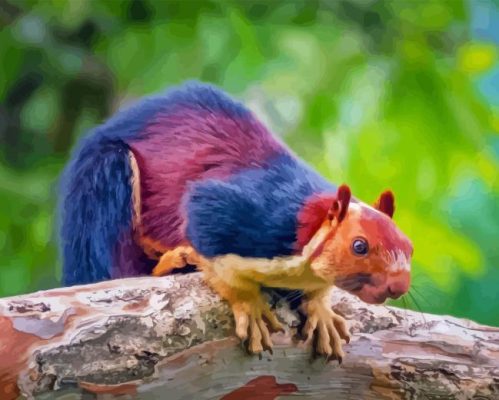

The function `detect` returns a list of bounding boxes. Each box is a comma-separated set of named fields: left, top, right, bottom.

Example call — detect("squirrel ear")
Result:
left=328, top=184, right=351, bottom=222
left=374, top=190, right=395, bottom=218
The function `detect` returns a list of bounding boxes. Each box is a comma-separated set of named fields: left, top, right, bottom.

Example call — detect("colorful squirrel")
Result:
left=60, top=82, right=412, bottom=360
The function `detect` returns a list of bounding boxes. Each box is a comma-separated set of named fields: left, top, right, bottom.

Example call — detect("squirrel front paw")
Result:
left=302, top=299, right=350, bottom=363
left=231, top=299, right=284, bottom=354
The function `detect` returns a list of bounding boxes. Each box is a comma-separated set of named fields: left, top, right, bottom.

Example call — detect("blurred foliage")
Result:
left=0, top=0, right=498, bottom=325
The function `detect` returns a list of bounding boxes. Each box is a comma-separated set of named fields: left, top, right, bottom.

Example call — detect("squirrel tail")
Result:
left=59, top=135, right=152, bottom=286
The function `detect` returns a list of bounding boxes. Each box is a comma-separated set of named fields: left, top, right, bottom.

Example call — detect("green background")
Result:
left=1, top=0, right=498, bottom=326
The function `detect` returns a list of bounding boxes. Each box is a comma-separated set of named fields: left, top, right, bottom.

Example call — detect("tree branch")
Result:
left=0, top=272, right=498, bottom=399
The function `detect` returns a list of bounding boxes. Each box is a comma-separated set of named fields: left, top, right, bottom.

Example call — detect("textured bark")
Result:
left=0, top=273, right=497, bottom=400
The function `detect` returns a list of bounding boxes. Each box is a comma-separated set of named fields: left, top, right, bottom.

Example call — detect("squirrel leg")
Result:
left=302, top=287, right=351, bottom=363
left=152, top=246, right=200, bottom=276
left=201, top=265, right=283, bottom=354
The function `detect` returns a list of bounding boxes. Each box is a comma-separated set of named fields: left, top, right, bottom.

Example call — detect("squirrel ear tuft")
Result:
left=374, top=190, right=395, bottom=218
left=328, top=184, right=351, bottom=222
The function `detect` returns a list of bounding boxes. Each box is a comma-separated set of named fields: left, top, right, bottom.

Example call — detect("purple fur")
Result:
left=60, top=81, right=320, bottom=284
left=112, top=231, right=156, bottom=279
left=130, top=105, right=286, bottom=247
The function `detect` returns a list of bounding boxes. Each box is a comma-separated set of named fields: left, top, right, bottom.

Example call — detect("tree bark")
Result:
left=0, top=272, right=497, bottom=400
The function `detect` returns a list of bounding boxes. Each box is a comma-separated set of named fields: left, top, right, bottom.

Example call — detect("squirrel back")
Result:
left=60, top=82, right=334, bottom=284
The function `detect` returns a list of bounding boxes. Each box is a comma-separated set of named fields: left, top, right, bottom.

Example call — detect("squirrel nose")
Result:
left=386, top=271, right=410, bottom=299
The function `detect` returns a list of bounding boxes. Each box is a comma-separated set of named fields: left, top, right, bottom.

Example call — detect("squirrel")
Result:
left=59, top=81, right=413, bottom=361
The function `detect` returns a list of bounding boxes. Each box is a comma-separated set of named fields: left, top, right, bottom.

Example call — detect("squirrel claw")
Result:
left=232, top=300, right=280, bottom=356
left=302, top=302, right=349, bottom=363
left=326, top=354, right=342, bottom=365
left=262, top=343, right=274, bottom=355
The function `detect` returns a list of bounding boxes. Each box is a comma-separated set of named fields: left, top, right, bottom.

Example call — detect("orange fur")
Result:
left=129, top=150, right=170, bottom=261
left=129, top=151, right=142, bottom=231
left=152, top=245, right=201, bottom=276
left=148, top=185, right=412, bottom=360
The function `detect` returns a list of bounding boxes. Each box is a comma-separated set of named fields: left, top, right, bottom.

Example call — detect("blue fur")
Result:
left=161, top=80, right=250, bottom=119
left=60, top=140, right=132, bottom=285
left=59, top=81, right=291, bottom=284
left=186, top=153, right=335, bottom=258
left=58, top=91, right=168, bottom=285
left=63, top=80, right=246, bottom=148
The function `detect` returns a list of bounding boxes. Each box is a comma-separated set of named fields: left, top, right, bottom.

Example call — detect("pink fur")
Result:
left=129, top=106, right=285, bottom=247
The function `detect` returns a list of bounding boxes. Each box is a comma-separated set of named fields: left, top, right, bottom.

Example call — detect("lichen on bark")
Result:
left=0, top=273, right=497, bottom=399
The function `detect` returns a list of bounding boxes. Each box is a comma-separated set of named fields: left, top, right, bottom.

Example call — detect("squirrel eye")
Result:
left=352, top=238, right=369, bottom=256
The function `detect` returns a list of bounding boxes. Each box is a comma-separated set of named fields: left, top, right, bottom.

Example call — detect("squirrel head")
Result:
left=305, top=185, right=413, bottom=304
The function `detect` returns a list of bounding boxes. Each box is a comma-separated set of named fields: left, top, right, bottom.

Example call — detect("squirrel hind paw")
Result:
left=152, top=246, right=198, bottom=276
